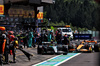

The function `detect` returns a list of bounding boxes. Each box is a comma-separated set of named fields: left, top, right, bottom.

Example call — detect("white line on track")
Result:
left=32, top=53, right=81, bottom=66
left=32, top=55, right=61, bottom=66
left=55, top=53, right=81, bottom=66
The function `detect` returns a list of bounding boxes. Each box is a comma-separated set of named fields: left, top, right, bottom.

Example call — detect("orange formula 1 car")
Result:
left=77, top=40, right=100, bottom=52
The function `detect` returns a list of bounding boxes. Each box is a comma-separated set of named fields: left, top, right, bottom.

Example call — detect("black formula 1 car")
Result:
left=37, top=42, right=68, bottom=55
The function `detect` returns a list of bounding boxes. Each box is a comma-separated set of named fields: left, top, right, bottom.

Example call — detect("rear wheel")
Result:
left=63, top=52, right=68, bottom=55
left=41, top=49, right=45, bottom=55
left=94, top=44, right=99, bottom=52
left=37, top=46, right=42, bottom=54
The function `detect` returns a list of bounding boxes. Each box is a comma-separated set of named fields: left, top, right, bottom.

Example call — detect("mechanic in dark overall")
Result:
left=63, top=34, right=70, bottom=45
left=63, top=34, right=69, bottom=54
left=56, top=31, right=62, bottom=44
left=23, top=32, right=28, bottom=48
left=9, top=38, right=18, bottom=63
left=44, top=30, right=48, bottom=42
left=4, top=31, right=9, bottom=64
left=0, top=27, right=6, bottom=65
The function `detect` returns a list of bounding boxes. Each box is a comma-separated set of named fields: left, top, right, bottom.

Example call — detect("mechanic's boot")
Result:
left=13, top=61, right=16, bottom=63
left=13, top=57, right=16, bottom=63
left=1, top=64, right=3, bottom=66
left=4, top=62, right=10, bottom=64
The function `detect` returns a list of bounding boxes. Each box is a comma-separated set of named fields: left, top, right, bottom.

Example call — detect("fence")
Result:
left=79, top=30, right=100, bottom=40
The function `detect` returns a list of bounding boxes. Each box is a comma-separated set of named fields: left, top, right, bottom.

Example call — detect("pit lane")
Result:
left=59, top=52, right=99, bottom=66
left=32, top=53, right=81, bottom=66
left=3, top=40, right=100, bottom=66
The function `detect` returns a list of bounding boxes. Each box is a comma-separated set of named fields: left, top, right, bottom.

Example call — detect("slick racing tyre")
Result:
left=41, top=49, right=45, bottom=55
left=37, top=46, right=42, bottom=54
left=63, top=52, right=68, bottom=55
left=94, top=44, right=99, bottom=52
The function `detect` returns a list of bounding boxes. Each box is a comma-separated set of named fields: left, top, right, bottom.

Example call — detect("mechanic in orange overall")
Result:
left=0, top=27, right=6, bottom=65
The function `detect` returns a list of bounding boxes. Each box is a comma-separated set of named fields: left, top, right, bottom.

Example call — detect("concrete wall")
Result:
left=29, top=0, right=53, bottom=4
left=0, top=0, right=3, bottom=5
left=37, top=6, right=43, bottom=12
left=41, top=0, right=53, bottom=3
left=4, top=0, right=27, bottom=4
left=29, top=0, right=41, bottom=4
left=4, top=0, right=54, bottom=4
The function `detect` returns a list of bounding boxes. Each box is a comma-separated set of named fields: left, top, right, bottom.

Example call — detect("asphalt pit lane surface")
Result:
left=84, top=61, right=91, bottom=62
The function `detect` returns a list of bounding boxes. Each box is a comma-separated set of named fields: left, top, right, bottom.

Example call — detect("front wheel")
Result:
left=63, top=52, right=68, bottom=55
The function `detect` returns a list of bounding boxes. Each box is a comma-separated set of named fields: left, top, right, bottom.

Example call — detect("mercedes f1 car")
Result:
left=37, top=42, right=68, bottom=55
